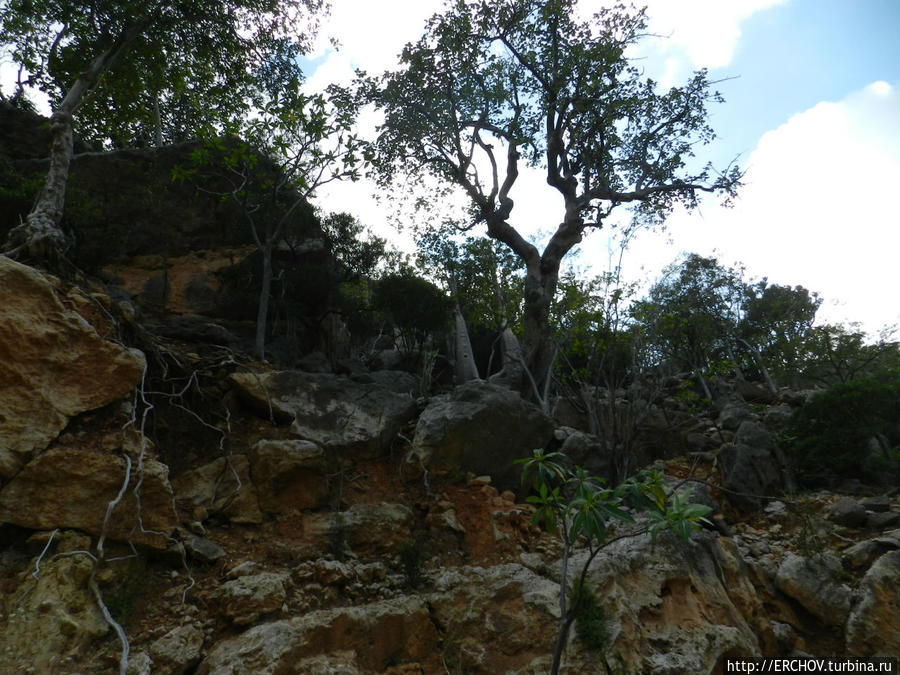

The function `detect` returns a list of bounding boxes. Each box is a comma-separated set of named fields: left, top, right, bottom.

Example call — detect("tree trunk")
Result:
left=453, top=303, right=480, bottom=383
left=3, top=17, right=152, bottom=264
left=520, top=261, right=559, bottom=403
left=256, top=244, right=273, bottom=360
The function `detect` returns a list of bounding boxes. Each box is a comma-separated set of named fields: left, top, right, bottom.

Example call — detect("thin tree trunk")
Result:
left=153, top=93, right=164, bottom=147
left=453, top=303, right=480, bottom=383
left=256, top=244, right=273, bottom=360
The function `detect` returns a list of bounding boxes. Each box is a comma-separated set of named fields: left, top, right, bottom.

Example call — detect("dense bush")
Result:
left=784, top=373, right=900, bottom=486
left=372, top=274, right=450, bottom=351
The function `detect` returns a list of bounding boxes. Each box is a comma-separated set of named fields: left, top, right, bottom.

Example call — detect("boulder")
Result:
left=717, top=401, right=755, bottom=431
left=0, top=555, right=108, bottom=674
left=558, top=429, right=612, bottom=479
left=215, top=572, right=289, bottom=625
left=248, top=439, right=329, bottom=514
left=575, top=532, right=769, bottom=674
left=845, top=551, right=900, bottom=657
left=0, top=256, right=145, bottom=478
left=775, top=552, right=854, bottom=627
left=825, top=497, right=868, bottom=529
left=303, top=502, right=414, bottom=558
left=411, top=381, right=555, bottom=491
left=718, top=443, right=782, bottom=511
left=0, top=441, right=177, bottom=549
left=230, top=371, right=417, bottom=457
left=197, top=597, right=437, bottom=674
left=171, top=454, right=262, bottom=524
left=147, top=624, right=205, bottom=675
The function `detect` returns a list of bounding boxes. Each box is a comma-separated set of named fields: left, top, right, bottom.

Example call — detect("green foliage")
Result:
left=570, top=580, right=606, bottom=650
left=372, top=273, right=451, bottom=351
left=784, top=374, right=900, bottom=486
left=0, top=0, right=324, bottom=147
left=516, top=448, right=711, bottom=674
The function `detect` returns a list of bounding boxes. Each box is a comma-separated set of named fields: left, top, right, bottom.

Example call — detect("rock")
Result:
left=0, top=442, right=177, bottom=549
left=573, top=532, right=769, bottom=674
left=843, top=537, right=898, bottom=570
left=426, top=563, right=560, bottom=672
left=145, top=315, right=239, bottom=346
left=734, top=420, right=776, bottom=452
left=763, top=404, right=794, bottom=427
left=171, top=454, right=262, bottom=524
left=869, top=511, right=900, bottom=529
left=183, top=534, right=225, bottom=563
left=825, top=497, right=868, bottom=528
left=686, top=432, right=716, bottom=451
left=303, top=502, right=414, bottom=558
left=860, top=496, right=891, bottom=513
left=198, top=597, right=436, bottom=674
left=126, top=651, right=153, bottom=675
left=297, top=351, right=333, bottom=373
left=411, top=381, right=554, bottom=491
left=231, top=371, right=417, bottom=457
left=148, top=624, right=205, bottom=675
left=559, top=430, right=612, bottom=479
left=215, top=572, right=289, bottom=625
left=718, top=401, right=755, bottom=431
left=846, top=551, right=900, bottom=657
left=775, top=552, right=854, bottom=627
left=0, top=556, right=108, bottom=673
left=718, top=443, right=781, bottom=511
left=352, top=370, right=420, bottom=395
left=0, top=256, right=145, bottom=478
left=249, top=439, right=329, bottom=513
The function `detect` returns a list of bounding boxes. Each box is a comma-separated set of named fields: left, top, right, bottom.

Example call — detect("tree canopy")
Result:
left=0, top=0, right=322, bottom=147
left=366, top=0, right=742, bottom=396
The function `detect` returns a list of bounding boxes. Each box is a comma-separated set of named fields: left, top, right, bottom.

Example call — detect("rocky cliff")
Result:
left=0, top=254, right=898, bottom=674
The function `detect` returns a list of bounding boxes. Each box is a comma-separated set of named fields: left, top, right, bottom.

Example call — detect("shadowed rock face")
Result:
left=412, top=380, right=555, bottom=492
left=230, top=370, right=418, bottom=458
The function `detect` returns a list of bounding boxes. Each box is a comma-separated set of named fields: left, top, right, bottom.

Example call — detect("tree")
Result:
left=516, top=449, right=711, bottom=674
left=738, top=281, right=820, bottom=389
left=191, top=89, right=366, bottom=359
left=631, top=254, right=746, bottom=399
left=367, top=0, right=741, bottom=398
left=0, top=0, right=322, bottom=263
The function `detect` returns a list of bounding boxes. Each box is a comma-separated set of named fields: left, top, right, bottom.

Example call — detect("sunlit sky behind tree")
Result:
left=2, top=0, right=897, bottom=335
left=303, top=0, right=900, bottom=337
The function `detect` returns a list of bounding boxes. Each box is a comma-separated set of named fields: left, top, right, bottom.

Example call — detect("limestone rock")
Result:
left=198, top=597, right=436, bottom=674
left=775, top=552, right=854, bottom=627
left=148, top=624, right=205, bottom=675
left=575, top=531, right=768, bottom=674
left=171, top=454, right=262, bottom=524
left=846, top=551, right=900, bottom=656
left=231, top=371, right=417, bottom=457
left=183, top=533, right=225, bottom=563
left=249, top=439, right=329, bottom=513
left=718, top=401, right=755, bottom=431
left=718, top=442, right=782, bottom=511
left=303, top=502, right=414, bottom=557
left=215, top=572, right=289, bottom=625
left=0, top=556, right=108, bottom=673
left=0, top=443, right=177, bottom=549
left=0, top=256, right=145, bottom=478
left=826, top=497, right=868, bottom=528
left=412, top=381, right=554, bottom=491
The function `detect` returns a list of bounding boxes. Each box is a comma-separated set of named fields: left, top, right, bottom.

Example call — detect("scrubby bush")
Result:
left=784, top=373, right=900, bottom=486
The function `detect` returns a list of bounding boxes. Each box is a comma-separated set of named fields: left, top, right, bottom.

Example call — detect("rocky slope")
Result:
left=1, top=255, right=898, bottom=674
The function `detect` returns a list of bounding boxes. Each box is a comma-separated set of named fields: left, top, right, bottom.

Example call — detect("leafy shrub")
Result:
left=784, top=374, right=900, bottom=486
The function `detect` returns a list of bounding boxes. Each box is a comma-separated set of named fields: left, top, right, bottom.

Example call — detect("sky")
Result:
left=1, top=1, right=897, bottom=335
left=302, top=0, right=900, bottom=337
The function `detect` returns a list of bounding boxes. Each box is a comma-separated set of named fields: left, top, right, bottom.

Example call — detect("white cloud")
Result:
left=616, top=80, right=900, bottom=335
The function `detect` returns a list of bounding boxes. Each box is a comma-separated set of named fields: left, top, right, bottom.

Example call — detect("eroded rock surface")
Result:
left=0, top=256, right=145, bottom=478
